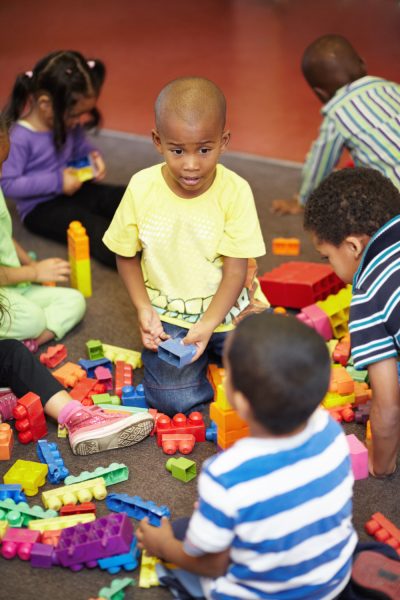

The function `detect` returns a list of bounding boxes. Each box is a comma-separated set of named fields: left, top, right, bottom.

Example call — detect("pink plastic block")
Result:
left=296, top=304, right=333, bottom=340
left=346, top=434, right=368, bottom=480
left=94, top=366, right=113, bottom=391
left=1, top=528, right=40, bottom=560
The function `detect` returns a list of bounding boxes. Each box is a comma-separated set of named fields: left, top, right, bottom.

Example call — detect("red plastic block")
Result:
left=365, top=513, right=400, bottom=555
left=69, top=377, right=99, bottom=402
left=259, top=262, right=345, bottom=309
left=60, top=502, right=97, bottom=516
left=332, top=335, right=351, bottom=366
left=115, top=361, right=133, bottom=397
left=156, top=412, right=205, bottom=446
left=0, top=423, right=14, bottom=459
left=39, top=344, right=67, bottom=368
left=327, top=404, right=354, bottom=423
left=52, top=362, right=86, bottom=388
left=13, top=393, right=47, bottom=444
left=161, top=434, right=196, bottom=455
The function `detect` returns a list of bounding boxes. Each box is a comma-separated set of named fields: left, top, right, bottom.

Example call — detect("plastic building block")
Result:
left=68, top=220, right=92, bottom=297
left=0, top=423, right=13, bottom=459
left=36, top=439, right=69, bottom=484
left=259, top=262, right=345, bottom=309
left=207, top=364, right=224, bottom=395
left=52, top=361, right=86, bottom=388
left=215, top=383, right=232, bottom=411
left=1, top=527, right=40, bottom=560
left=354, top=401, right=371, bottom=424
left=0, top=389, right=17, bottom=423
left=121, top=384, right=148, bottom=408
left=13, top=392, right=47, bottom=443
left=0, top=484, right=26, bottom=503
left=98, top=538, right=140, bottom=574
left=57, top=423, right=68, bottom=438
left=365, top=513, right=400, bottom=555
left=78, top=357, right=113, bottom=378
left=296, top=303, right=333, bottom=341
left=346, top=365, right=369, bottom=383
left=4, top=459, right=48, bottom=496
left=0, top=520, right=8, bottom=540
left=60, top=502, right=97, bottom=516
left=158, top=333, right=196, bottom=368
left=30, top=542, right=57, bottom=568
left=139, top=550, right=160, bottom=588
left=56, top=512, right=133, bottom=570
left=366, top=420, right=372, bottom=441
left=92, top=392, right=121, bottom=405
left=217, top=426, right=249, bottom=449
left=40, top=529, right=62, bottom=546
left=86, top=339, right=105, bottom=360
left=102, top=342, right=142, bottom=369
left=206, top=421, right=218, bottom=443
left=161, top=433, right=196, bottom=455
left=332, top=334, right=351, bottom=366
left=322, top=365, right=355, bottom=409
left=39, top=343, right=67, bottom=368
left=166, top=457, right=197, bottom=482
left=106, top=493, right=171, bottom=526
left=316, top=285, right=352, bottom=339
left=156, top=412, right=205, bottom=446
left=28, top=513, right=95, bottom=532
left=346, top=434, right=368, bottom=480
left=42, top=477, right=107, bottom=510
left=115, top=361, right=133, bottom=397
left=0, top=498, right=57, bottom=527
left=64, top=463, right=129, bottom=487
left=272, top=237, right=300, bottom=256
left=70, top=376, right=100, bottom=402
left=97, top=577, right=135, bottom=600
left=67, top=155, right=96, bottom=182
left=328, top=404, right=354, bottom=423
left=94, top=365, right=113, bottom=391
left=210, top=402, right=247, bottom=432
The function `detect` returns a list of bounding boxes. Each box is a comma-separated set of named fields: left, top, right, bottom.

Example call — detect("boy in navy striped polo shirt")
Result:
left=305, top=167, right=400, bottom=478
left=137, top=312, right=358, bottom=599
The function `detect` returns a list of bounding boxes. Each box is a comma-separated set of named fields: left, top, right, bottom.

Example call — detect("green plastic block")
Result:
left=98, top=577, right=135, bottom=600
left=86, top=339, right=104, bottom=360
left=92, top=393, right=121, bottom=405
left=166, top=457, right=197, bottom=483
left=64, top=462, right=129, bottom=487
left=0, top=498, right=58, bottom=527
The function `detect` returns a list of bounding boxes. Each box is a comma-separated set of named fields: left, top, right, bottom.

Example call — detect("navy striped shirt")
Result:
left=350, top=215, right=400, bottom=369
left=300, top=76, right=400, bottom=205
left=184, top=409, right=357, bottom=599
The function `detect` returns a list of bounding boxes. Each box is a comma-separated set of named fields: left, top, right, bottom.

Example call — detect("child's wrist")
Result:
left=29, top=263, right=38, bottom=282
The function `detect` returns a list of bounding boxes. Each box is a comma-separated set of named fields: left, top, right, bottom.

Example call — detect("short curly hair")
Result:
left=304, top=167, right=400, bottom=246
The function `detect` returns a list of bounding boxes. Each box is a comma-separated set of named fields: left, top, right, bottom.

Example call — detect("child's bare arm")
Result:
left=183, top=256, right=247, bottom=360
left=137, top=517, right=230, bottom=578
left=12, top=238, right=33, bottom=266
left=0, top=259, right=70, bottom=285
left=368, top=357, right=400, bottom=476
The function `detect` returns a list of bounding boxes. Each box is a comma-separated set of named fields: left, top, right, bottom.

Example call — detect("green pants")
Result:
left=0, top=284, right=86, bottom=340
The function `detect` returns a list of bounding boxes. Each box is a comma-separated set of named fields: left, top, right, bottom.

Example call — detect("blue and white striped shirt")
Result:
left=350, top=215, right=400, bottom=369
left=300, top=76, right=400, bottom=205
left=184, top=409, right=357, bottom=599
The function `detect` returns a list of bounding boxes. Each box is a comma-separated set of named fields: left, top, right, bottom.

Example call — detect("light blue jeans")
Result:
left=142, top=322, right=227, bottom=416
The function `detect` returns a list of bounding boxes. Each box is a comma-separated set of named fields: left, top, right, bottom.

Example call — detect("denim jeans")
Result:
left=142, top=322, right=227, bottom=416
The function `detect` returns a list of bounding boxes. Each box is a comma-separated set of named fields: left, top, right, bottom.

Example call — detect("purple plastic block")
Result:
left=0, top=390, right=18, bottom=422
left=1, top=528, right=40, bottom=560
left=30, top=542, right=58, bottom=568
left=346, top=434, right=368, bottom=480
left=56, top=512, right=133, bottom=570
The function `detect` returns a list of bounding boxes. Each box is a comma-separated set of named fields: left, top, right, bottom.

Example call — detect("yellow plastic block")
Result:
left=317, top=285, right=352, bottom=339
left=322, top=391, right=355, bottom=409
left=207, top=364, right=224, bottom=396
left=139, top=550, right=160, bottom=588
left=215, top=383, right=232, bottom=411
left=42, top=477, right=107, bottom=511
left=0, top=521, right=9, bottom=540
left=28, top=513, right=95, bottom=532
left=4, top=459, right=48, bottom=496
left=70, top=257, right=92, bottom=297
left=210, top=402, right=247, bottom=432
left=102, top=343, right=143, bottom=368
left=57, top=424, right=68, bottom=438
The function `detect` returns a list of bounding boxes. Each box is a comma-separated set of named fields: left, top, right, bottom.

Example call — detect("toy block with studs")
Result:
left=86, top=339, right=104, bottom=360
left=161, top=433, right=196, bottom=455
left=3, top=459, right=48, bottom=496
left=70, top=377, right=100, bottom=403
left=0, top=498, right=57, bottom=527
left=365, top=512, right=400, bottom=555
left=68, top=220, right=92, bottom=297
left=155, top=412, right=205, bottom=446
left=60, top=502, right=97, bottom=516
left=52, top=362, right=86, bottom=388
left=0, top=484, right=26, bottom=503
left=39, top=344, right=67, bottom=368
left=12, top=392, right=47, bottom=443
left=121, top=384, right=148, bottom=408
left=296, top=303, right=333, bottom=341
left=97, top=577, right=135, bottom=600
left=64, top=463, right=129, bottom=487
left=28, top=513, right=95, bottom=532
left=346, top=434, right=368, bottom=480
left=115, top=361, right=133, bottom=397
left=0, top=423, right=14, bottom=460
left=316, top=285, right=352, bottom=339
left=94, top=365, right=113, bottom=391
left=36, top=440, right=69, bottom=484
left=102, top=342, right=143, bottom=369
left=106, top=493, right=170, bottom=526
left=272, top=237, right=300, bottom=256
left=98, top=538, right=140, bottom=574
left=30, top=541, right=57, bottom=568
left=139, top=550, right=160, bottom=588
left=158, top=333, right=196, bottom=368
left=1, top=527, right=41, bottom=560
left=42, top=477, right=107, bottom=511
left=327, top=404, right=354, bottom=423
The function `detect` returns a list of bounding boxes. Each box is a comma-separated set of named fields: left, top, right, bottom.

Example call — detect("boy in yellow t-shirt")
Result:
left=103, top=77, right=267, bottom=415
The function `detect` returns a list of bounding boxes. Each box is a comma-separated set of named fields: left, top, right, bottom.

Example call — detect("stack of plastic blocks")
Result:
left=67, top=220, right=92, bottom=297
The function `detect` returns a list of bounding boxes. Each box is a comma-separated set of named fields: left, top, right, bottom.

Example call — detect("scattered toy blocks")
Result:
left=272, top=237, right=300, bottom=256
left=156, top=412, right=205, bottom=446
left=52, top=362, right=86, bottom=388
left=68, top=220, right=92, bottom=297
left=1, top=527, right=40, bottom=560
left=39, top=344, right=67, bottom=368
left=158, top=334, right=196, bottom=368
left=42, top=477, right=107, bottom=511
left=0, top=498, right=57, bottom=527
left=161, top=433, right=196, bottom=455
left=0, top=484, right=26, bottom=503
left=106, top=493, right=170, bottom=526
left=78, top=357, right=113, bottom=378
left=4, top=459, right=48, bottom=496
left=166, top=457, right=197, bottom=482
left=94, top=365, right=113, bottom=391
left=346, top=434, right=368, bottom=480
left=97, top=577, right=135, bottom=600
left=13, top=392, right=47, bottom=443
left=98, top=538, right=140, bottom=574
left=36, top=439, right=69, bottom=484
left=64, top=463, right=129, bottom=487
left=0, top=423, right=14, bottom=460
left=70, top=377, right=101, bottom=403
left=365, top=512, right=400, bottom=555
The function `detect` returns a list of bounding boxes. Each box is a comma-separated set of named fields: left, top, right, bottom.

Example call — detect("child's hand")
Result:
left=136, top=517, right=174, bottom=558
left=90, top=151, right=106, bottom=181
left=271, top=195, right=303, bottom=215
left=138, top=307, right=169, bottom=351
left=183, top=321, right=214, bottom=362
left=63, top=168, right=83, bottom=195
left=32, top=258, right=71, bottom=283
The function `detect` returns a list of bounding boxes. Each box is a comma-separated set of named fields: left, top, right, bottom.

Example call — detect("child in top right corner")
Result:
left=304, top=166, right=400, bottom=478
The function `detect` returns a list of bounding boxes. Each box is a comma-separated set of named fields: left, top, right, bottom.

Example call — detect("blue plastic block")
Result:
left=67, top=156, right=92, bottom=170
left=158, top=333, right=196, bottom=368
left=98, top=538, right=140, bottom=574
left=0, top=484, right=26, bottom=503
left=206, top=421, right=217, bottom=443
left=106, top=493, right=170, bottom=527
left=121, top=384, right=148, bottom=408
left=78, top=357, right=113, bottom=378
left=37, top=440, right=70, bottom=484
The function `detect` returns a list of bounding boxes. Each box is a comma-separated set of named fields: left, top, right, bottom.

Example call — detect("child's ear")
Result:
left=232, top=390, right=253, bottom=422
left=345, top=234, right=370, bottom=260
left=152, top=129, right=163, bottom=154
left=220, top=130, right=231, bottom=154
left=37, top=94, right=52, bottom=114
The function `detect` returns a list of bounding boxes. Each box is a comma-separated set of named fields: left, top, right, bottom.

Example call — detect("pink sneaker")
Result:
left=0, top=389, right=18, bottom=423
left=59, top=401, right=154, bottom=456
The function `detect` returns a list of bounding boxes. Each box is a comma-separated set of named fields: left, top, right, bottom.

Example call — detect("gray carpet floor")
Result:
left=0, top=132, right=399, bottom=600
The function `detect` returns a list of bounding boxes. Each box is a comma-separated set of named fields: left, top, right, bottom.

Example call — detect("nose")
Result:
left=182, top=153, right=200, bottom=172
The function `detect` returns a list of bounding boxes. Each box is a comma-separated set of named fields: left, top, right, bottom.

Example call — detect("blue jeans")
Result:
left=142, top=322, right=227, bottom=416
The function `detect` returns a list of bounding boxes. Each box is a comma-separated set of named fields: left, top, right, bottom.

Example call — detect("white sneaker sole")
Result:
left=70, top=414, right=154, bottom=456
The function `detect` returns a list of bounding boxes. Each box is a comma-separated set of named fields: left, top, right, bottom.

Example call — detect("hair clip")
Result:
left=87, top=60, right=96, bottom=69
left=65, top=68, right=72, bottom=75
left=25, top=71, right=33, bottom=78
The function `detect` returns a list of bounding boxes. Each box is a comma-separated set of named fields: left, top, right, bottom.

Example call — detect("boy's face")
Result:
left=152, top=115, right=230, bottom=198
left=312, top=234, right=366, bottom=284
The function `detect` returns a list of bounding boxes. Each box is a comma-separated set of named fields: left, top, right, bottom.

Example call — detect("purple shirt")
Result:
left=1, top=123, right=95, bottom=220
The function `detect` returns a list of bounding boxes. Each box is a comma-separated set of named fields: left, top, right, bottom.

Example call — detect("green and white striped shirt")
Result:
left=300, top=76, right=400, bottom=205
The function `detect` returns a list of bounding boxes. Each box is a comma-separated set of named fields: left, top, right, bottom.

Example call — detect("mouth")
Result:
left=181, top=176, right=201, bottom=186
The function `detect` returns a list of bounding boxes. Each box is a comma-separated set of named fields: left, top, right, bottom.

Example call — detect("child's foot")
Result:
left=58, top=401, right=154, bottom=455
left=352, top=550, right=400, bottom=599
left=0, top=389, right=18, bottom=423
left=22, top=339, right=39, bottom=353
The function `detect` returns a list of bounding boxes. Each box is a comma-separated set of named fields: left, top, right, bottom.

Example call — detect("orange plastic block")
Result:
left=207, top=364, right=224, bottom=396
left=365, top=512, right=400, bottom=555
left=39, top=344, right=67, bottom=368
left=329, top=365, right=354, bottom=396
left=40, top=529, right=62, bottom=546
left=13, top=393, right=47, bottom=443
left=272, top=237, right=300, bottom=256
left=115, top=361, right=133, bottom=397
left=366, top=420, right=372, bottom=441
left=0, top=423, right=13, bottom=460
left=332, top=334, right=351, bottom=366
left=52, top=362, right=86, bottom=388
left=67, top=221, right=90, bottom=260
left=217, top=426, right=249, bottom=449
left=209, top=402, right=247, bottom=432
left=354, top=382, right=372, bottom=405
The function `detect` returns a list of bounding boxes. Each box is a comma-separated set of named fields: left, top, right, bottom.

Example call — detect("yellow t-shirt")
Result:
left=103, top=163, right=267, bottom=331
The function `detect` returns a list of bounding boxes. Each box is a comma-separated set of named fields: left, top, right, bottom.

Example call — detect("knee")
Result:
left=65, top=290, right=86, bottom=326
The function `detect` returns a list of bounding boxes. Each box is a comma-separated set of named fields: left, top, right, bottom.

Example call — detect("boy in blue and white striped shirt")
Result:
left=137, top=312, right=358, bottom=599
left=305, top=167, right=400, bottom=478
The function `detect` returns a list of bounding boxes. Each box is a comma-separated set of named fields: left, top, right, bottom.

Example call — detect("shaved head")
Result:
left=155, top=77, right=226, bottom=133
left=302, top=35, right=366, bottom=100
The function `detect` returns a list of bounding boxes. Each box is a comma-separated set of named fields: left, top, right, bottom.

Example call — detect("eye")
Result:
left=199, top=147, right=211, bottom=154
left=171, top=148, right=183, bottom=156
